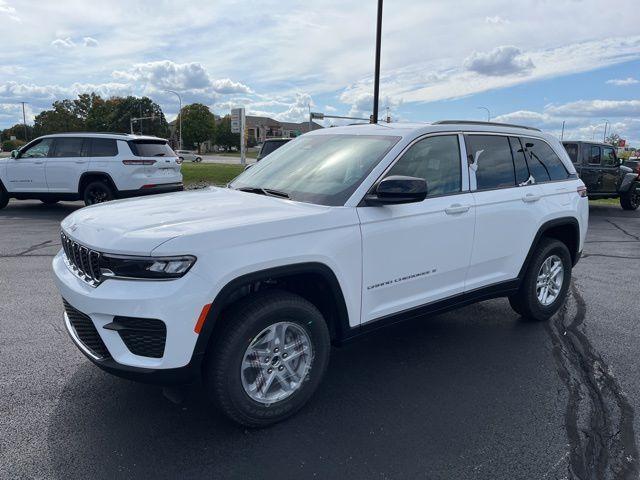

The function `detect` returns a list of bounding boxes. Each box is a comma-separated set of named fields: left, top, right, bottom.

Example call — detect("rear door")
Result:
left=464, top=134, right=544, bottom=289
left=47, top=137, right=88, bottom=192
left=5, top=138, right=52, bottom=192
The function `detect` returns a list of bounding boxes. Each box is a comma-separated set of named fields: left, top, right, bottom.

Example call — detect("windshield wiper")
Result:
left=235, top=186, right=290, bottom=199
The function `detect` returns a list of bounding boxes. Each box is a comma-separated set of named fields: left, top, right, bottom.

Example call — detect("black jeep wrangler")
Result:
left=563, top=141, right=640, bottom=210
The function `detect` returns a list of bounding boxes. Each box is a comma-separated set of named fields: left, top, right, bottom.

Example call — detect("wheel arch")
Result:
left=193, top=262, right=351, bottom=362
left=518, top=217, right=581, bottom=279
left=78, top=171, right=118, bottom=196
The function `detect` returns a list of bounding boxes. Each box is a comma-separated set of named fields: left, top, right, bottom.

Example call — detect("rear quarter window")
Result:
left=522, top=137, right=569, bottom=182
left=89, top=138, right=118, bottom=157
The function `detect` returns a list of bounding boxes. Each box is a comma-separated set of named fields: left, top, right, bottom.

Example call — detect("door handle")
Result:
left=74, top=160, right=86, bottom=164
left=522, top=193, right=541, bottom=203
left=445, top=203, right=470, bottom=215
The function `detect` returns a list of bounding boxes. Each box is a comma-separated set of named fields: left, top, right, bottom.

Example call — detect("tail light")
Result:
left=123, top=159, right=156, bottom=165
left=577, top=186, right=588, bottom=198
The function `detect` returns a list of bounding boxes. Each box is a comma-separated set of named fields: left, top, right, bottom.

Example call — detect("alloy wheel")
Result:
left=536, top=254, right=564, bottom=306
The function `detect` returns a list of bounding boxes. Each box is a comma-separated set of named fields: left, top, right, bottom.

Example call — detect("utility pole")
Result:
left=561, top=120, right=565, bottom=141
left=602, top=119, right=609, bottom=143
left=166, top=90, right=183, bottom=149
left=20, top=102, right=28, bottom=140
left=371, top=0, right=383, bottom=124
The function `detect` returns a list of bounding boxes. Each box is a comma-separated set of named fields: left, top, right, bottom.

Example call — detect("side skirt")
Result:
left=337, top=279, right=520, bottom=344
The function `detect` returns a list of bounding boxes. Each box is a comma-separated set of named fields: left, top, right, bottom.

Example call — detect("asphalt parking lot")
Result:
left=1, top=200, right=639, bottom=479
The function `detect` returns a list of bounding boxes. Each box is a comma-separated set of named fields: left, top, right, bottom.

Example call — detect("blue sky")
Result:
left=1, top=0, right=639, bottom=144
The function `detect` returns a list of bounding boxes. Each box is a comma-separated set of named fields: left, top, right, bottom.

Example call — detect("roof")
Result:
left=37, top=132, right=166, bottom=141
left=561, top=140, right=614, bottom=147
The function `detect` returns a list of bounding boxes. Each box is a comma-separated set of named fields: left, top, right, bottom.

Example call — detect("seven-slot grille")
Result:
left=60, top=231, right=102, bottom=286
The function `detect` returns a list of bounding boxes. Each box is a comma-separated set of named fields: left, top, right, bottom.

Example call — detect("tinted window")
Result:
left=53, top=137, right=85, bottom=157
left=91, top=138, right=118, bottom=157
left=602, top=146, right=617, bottom=166
left=387, top=135, right=461, bottom=196
left=466, top=135, right=515, bottom=189
left=260, top=140, right=290, bottom=157
left=20, top=138, right=54, bottom=158
left=129, top=140, right=175, bottom=157
left=509, top=137, right=530, bottom=185
left=588, top=146, right=601, bottom=165
left=522, top=138, right=569, bottom=181
left=563, top=143, right=579, bottom=164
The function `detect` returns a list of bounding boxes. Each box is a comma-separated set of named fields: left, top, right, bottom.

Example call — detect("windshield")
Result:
left=230, top=134, right=400, bottom=206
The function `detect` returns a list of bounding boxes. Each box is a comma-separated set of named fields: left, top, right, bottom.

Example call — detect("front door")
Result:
left=5, top=138, right=53, bottom=192
left=600, top=145, right=620, bottom=193
left=358, top=134, right=475, bottom=323
left=580, top=144, right=605, bottom=194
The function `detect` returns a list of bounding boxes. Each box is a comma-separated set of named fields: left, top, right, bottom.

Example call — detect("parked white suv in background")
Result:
left=53, top=121, right=588, bottom=427
left=0, top=133, right=183, bottom=208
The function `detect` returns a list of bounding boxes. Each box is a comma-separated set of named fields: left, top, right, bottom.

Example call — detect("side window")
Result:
left=588, top=146, right=601, bottom=165
left=522, top=137, right=569, bottom=181
left=20, top=138, right=54, bottom=158
left=465, top=135, right=515, bottom=190
left=90, top=138, right=118, bottom=157
left=508, top=137, right=530, bottom=185
left=563, top=143, right=579, bottom=164
left=386, top=135, right=461, bottom=197
left=602, top=146, right=617, bottom=167
left=52, top=138, right=85, bottom=158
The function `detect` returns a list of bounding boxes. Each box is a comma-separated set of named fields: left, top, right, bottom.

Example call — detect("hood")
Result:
left=61, top=187, right=331, bottom=255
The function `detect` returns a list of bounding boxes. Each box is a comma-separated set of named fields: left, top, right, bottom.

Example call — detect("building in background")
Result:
left=246, top=116, right=322, bottom=145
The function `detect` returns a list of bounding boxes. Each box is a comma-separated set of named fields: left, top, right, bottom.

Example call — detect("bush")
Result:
left=2, top=139, right=25, bottom=152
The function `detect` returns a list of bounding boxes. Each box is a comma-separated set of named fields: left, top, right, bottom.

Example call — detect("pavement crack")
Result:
left=546, top=281, right=639, bottom=479
left=581, top=254, right=640, bottom=261
left=16, top=240, right=56, bottom=256
left=606, top=220, right=640, bottom=242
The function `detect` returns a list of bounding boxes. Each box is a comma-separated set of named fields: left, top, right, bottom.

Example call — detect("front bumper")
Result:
left=53, top=250, right=211, bottom=383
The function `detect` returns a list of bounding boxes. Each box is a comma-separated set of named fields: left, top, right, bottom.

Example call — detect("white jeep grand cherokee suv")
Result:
left=53, top=121, right=588, bottom=427
left=0, top=133, right=183, bottom=208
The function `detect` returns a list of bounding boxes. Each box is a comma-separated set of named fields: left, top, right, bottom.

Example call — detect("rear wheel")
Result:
left=195, top=157, right=202, bottom=163
left=205, top=290, right=330, bottom=427
left=509, top=238, right=572, bottom=321
left=83, top=181, right=114, bottom=206
left=0, top=186, right=8, bottom=209
left=620, top=184, right=640, bottom=210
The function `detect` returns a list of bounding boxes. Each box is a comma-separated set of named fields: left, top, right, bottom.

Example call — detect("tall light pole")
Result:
left=477, top=106, right=491, bottom=121
left=602, top=119, right=609, bottom=143
left=20, top=101, right=28, bottom=140
left=371, top=0, right=383, bottom=124
left=166, top=90, right=182, bottom=150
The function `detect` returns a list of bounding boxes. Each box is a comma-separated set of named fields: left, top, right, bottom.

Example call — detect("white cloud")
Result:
left=463, top=46, right=534, bottom=76
left=51, top=37, right=75, bottom=49
left=545, top=99, right=640, bottom=118
left=83, top=37, right=99, bottom=47
left=485, top=16, right=509, bottom=25
left=606, top=77, right=639, bottom=86
left=0, top=0, right=19, bottom=22
left=211, top=78, right=252, bottom=94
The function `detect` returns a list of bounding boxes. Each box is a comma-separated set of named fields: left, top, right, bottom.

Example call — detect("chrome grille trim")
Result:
left=60, top=231, right=102, bottom=287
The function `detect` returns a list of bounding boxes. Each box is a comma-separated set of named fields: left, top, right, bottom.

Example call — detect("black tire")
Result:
left=83, top=180, right=114, bottom=206
left=0, top=185, right=8, bottom=209
left=508, top=238, right=572, bottom=321
left=195, top=157, right=202, bottom=163
left=620, top=184, right=640, bottom=211
left=205, top=290, right=330, bottom=427
left=40, top=198, right=59, bottom=205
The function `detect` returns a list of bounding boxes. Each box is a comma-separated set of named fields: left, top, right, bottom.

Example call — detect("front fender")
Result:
left=619, top=173, right=639, bottom=193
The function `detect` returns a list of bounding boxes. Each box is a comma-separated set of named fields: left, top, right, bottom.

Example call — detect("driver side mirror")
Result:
left=11, top=149, right=19, bottom=159
left=366, top=175, right=428, bottom=205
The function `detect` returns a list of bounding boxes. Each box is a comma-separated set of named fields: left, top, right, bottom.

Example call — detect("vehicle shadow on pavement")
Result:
left=46, top=301, right=568, bottom=480
left=0, top=201, right=83, bottom=220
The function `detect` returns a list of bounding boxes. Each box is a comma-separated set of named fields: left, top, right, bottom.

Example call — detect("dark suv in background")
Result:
left=563, top=141, right=640, bottom=210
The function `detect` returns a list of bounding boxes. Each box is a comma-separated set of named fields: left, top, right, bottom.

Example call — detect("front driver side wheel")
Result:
left=0, top=186, right=8, bottom=209
left=205, top=290, right=331, bottom=427
left=620, top=184, right=640, bottom=211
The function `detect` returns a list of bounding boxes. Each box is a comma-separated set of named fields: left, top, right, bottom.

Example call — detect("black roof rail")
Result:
left=43, top=131, right=133, bottom=136
left=432, top=120, right=542, bottom=132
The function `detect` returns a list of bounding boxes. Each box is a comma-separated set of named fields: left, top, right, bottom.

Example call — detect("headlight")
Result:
left=100, top=254, right=196, bottom=280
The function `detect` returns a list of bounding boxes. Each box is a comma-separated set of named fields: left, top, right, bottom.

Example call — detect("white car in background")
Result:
left=175, top=150, right=202, bottom=162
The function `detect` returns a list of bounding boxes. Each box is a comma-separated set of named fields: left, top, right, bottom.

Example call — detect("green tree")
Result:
left=1, top=123, right=33, bottom=142
left=605, top=133, right=621, bottom=147
left=180, top=103, right=216, bottom=153
left=106, top=96, right=170, bottom=137
left=214, top=115, right=240, bottom=151
left=33, top=100, right=83, bottom=136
